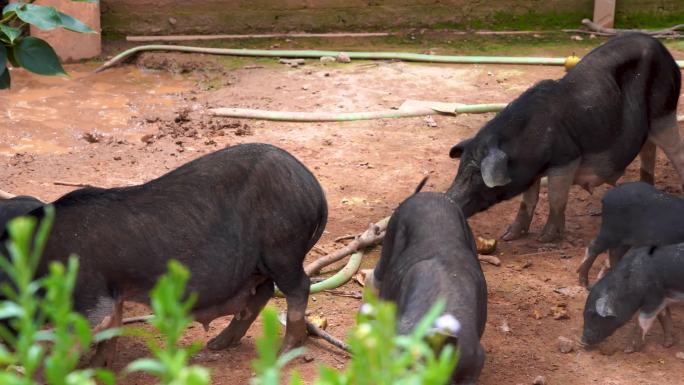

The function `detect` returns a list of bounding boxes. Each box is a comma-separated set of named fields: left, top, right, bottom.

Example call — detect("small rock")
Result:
left=168, top=17, right=177, bottom=25
left=500, top=320, right=511, bottom=333
left=558, top=336, right=574, bottom=353
left=320, top=56, right=336, bottom=63
left=336, top=52, right=351, bottom=63
left=571, top=35, right=584, bottom=41
left=302, top=354, right=315, bottom=363
left=676, top=352, right=684, bottom=360
left=140, top=134, right=155, bottom=144
left=82, top=132, right=103, bottom=143
left=533, top=375, right=546, bottom=385
left=302, top=85, right=310, bottom=90
left=424, top=116, right=437, bottom=127
left=113, top=156, right=122, bottom=161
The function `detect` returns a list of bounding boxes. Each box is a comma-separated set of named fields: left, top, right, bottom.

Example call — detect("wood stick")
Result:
left=53, top=181, right=91, bottom=187
left=305, top=217, right=389, bottom=276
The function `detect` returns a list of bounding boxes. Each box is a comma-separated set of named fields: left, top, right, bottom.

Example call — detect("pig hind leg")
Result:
left=88, top=297, right=124, bottom=368
left=639, top=140, right=657, bottom=185
left=207, top=281, right=274, bottom=350
left=539, top=160, right=579, bottom=243
left=649, top=113, right=684, bottom=190
left=502, top=177, right=541, bottom=241
left=267, top=255, right=311, bottom=352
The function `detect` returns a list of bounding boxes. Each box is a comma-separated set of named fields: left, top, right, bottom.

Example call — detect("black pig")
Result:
left=577, top=182, right=684, bottom=287
left=0, top=143, right=327, bottom=366
left=581, top=243, right=684, bottom=351
left=369, top=186, right=487, bottom=384
left=447, top=33, right=683, bottom=243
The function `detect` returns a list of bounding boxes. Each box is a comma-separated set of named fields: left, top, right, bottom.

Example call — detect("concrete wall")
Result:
left=100, top=0, right=683, bottom=36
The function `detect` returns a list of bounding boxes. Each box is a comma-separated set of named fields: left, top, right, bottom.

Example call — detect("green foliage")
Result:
left=0, top=0, right=97, bottom=89
left=0, top=206, right=112, bottom=385
left=0, top=210, right=210, bottom=385
left=126, top=261, right=210, bottom=385
left=252, top=294, right=459, bottom=385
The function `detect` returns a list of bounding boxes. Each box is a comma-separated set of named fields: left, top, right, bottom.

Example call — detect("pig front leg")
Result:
left=501, top=177, right=541, bottom=241
left=539, top=160, right=579, bottom=243
left=658, top=307, right=675, bottom=348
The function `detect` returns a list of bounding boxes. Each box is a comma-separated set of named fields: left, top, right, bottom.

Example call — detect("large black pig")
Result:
left=447, top=33, right=683, bottom=242
left=576, top=182, right=684, bottom=287
left=369, top=183, right=487, bottom=384
left=0, top=143, right=327, bottom=366
left=581, top=243, right=684, bottom=351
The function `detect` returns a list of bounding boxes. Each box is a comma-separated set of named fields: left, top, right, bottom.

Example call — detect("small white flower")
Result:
left=359, top=303, right=374, bottom=316
left=434, top=314, right=461, bottom=335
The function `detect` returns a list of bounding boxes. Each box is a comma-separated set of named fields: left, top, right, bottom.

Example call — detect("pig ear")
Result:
left=595, top=294, right=617, bottom=318
left=481, top=148, right=511, bottom=188
left=449, top=138, right=473, bottom=159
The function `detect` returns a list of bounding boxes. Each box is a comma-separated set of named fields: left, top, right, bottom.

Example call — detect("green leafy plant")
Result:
left=252, top=294, right=459, bottom=385
left=1, top=0, right=96, bottom=89
left=125, top=261, right=210, bottom=385
left=0, top=208, right=210, bottom=385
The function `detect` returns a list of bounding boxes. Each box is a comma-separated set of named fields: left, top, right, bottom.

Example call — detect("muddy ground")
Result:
left=2, top=36, right=684, bottom=385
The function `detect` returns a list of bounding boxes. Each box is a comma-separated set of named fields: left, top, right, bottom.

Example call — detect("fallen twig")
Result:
left=478, top=254, right=501, bottom=266
left=324, top=289, right=363, bottom=299
left=334, top=234, right=356, bottom=242
left=122, top=315, right=153, bottom=324
left=305, top=217, right=389, bottom=276
left=53, top=181, right=91, bottom=188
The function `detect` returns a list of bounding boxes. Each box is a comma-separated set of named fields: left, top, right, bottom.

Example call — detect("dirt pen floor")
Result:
left=2, top=35, right=684, bottom=385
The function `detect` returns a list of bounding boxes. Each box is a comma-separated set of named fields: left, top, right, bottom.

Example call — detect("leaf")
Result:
left=94, top=369, right=115, bottom=385
left=0, top=66, right=9, bottom=90
left=93, top=327, right=123, bottom=343
left=0, top=301, right=24, bottom=319
left=0, top=24, right=22, bottom=44
left=14, top=37, right=66, bottom=76
left=126, top=358, right=165, bottom=375
left=6, top=46, right=19, bottom=67
left=2, top=3, right=19, bottom=16
left=58, top=11, right=94, bottom=33
left=14, top=4, right=62, bottom=31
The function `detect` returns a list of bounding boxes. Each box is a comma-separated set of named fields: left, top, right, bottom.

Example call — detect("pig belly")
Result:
left=192, top=276, right=269, bottom=328
left=573, top=154, right=625, bottom=193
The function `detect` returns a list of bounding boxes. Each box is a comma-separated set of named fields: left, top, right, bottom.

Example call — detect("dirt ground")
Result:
left=2, top=38, right=684, bottom=385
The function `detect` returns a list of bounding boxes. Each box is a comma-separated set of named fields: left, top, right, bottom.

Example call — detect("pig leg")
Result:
left=649, top=113, right=684, bottom=190
left=539, top=160, right=579, bottom=243
left=639, top=140, right=656, bottom=185
left=577, top=236, right=612, bottom=287
left=658, top=307, right=675, bottom=348
left=207, top=281, right=274, bottom=350
left=89, top=297, right=124, bottom=368
left=270, top=261, right=311, bottom=352
left=501, top=177, right=541, bottom=241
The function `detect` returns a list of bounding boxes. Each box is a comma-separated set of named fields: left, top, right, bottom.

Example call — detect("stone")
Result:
left=558, top=336, right=574, bottom=353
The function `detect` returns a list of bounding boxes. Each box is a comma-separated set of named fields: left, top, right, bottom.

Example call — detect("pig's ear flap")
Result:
left=595, top=294, right=617, bottom=318
left=481, top=147, right=511, bottom=188
left=449, top=138, right=473, bottom=159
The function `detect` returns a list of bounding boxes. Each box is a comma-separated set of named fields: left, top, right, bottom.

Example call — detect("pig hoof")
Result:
left=538, top=227, right=562, bottom=243
left=501, top=226, right=527, bottom=241
left=207, top=335, right=241, bottom=350
left=663, top=335, right=676, bottom=348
